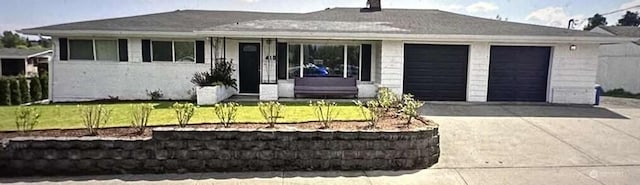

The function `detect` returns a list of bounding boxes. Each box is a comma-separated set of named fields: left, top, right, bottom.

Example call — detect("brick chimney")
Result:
left=363, top=0, right=381, bottom=12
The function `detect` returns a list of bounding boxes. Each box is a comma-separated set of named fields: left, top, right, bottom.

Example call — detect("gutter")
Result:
left=19, top=29, right=637, bottom=44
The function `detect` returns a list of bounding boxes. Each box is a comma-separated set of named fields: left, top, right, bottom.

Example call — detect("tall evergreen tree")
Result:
left=30, top=77, right=42, bottom=101
left=0, top=78, right=11, bottom=105
left=18, top=76, right=30, bottom=103
left=9, top=79, right=21, bottom=105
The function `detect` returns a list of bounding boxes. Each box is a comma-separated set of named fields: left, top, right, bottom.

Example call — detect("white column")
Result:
left=379, top=40, right=404, bottom=96
left=467, top=42, right=490, bottom=102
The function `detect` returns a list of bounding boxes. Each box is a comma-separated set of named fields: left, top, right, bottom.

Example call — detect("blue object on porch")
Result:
left=595, top=84, right=603, bottom=105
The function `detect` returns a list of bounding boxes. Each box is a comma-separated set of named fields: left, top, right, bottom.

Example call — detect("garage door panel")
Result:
left=488, top=46, right=551, bottom=102
left=404, top=44, right=469, bottom=101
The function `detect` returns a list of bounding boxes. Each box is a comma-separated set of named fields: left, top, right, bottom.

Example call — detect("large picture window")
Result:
left=287, top=43, right=364, bottom=80
left=152, top=40, right=195, bottom=62
left=68, top=39, right=118, bottom=61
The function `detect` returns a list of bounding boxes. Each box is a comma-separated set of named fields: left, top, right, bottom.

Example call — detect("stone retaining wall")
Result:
left=0, top=127, right=439, bottom=176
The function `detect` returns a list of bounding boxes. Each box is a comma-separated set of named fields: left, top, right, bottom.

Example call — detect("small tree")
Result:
left=377, top=87, right=400, bottom=112
left=258, top=101, right=285, bottom=128
left=213, top=102, right=239, bottom=128
left=618, top=11, right=640, bottom=26
left=310, top=100, right=338, bottom=129
left=354, top=100, right=383, bottom=129
left=40, top=72, right=48, bottom=99
left=584, top=13, right=607, bottom=30
left=0, top=78, right=11, bottom=105
left=29, top=77, right=42, bottom=101
left=9, top=78, right=21, bottom=105
left=400, top=94, right=424, bottom=125
left=15, top=106, right=40, bottom=132
left=130, top=104, right=155, bottom=134
left=78, top=105, right=112, bottom=135
left=18, top=76, right=30, bottom=103
left=172, top=102, right=196, bottom=127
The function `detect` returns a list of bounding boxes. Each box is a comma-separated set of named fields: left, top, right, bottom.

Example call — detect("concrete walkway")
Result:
left=2, top=97, right=640, bottom=185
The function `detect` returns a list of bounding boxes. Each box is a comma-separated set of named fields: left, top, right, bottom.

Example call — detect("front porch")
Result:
left=223, top=94, right=375, bottom=103
left=210, top=37, right=382, bottom=101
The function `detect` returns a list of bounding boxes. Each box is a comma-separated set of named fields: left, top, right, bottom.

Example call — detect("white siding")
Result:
left=597, top=42, right=640, bottom=93
left=467, top=42, right=490, bottom=102
left=549, top=43, right=600, bottom=104
left=379, top=40, right=404, bottom=96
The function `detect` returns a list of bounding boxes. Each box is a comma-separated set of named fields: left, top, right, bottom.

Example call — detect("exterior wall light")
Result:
left=569, top=44, right=577, bottom=51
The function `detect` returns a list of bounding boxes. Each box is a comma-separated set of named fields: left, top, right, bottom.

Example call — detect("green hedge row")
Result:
left=0, top=73, right=48, bottom=106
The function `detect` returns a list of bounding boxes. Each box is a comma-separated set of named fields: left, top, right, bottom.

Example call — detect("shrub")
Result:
left=377, top=87, right=400, bottom=111
left=400, top=94, right=424, bottom=125
left=15, top=106, right=40, bottom=132
left=130, top=104, right=155, bottom=134
left=0, top=78, right=11, bottom=105
left=40, top=72, right=48, bottom=99
left=172, top=102, right=196, bottom=127
left=78, top=105, right=112, bottom=135
left=18, top=76, right=30, bottom=103
left=603, top=88, right=640, bottom=99
left=258, top=101, right=285, bottom=128
left=191, top=59, right=237, bottom=89
left=145, top=89, right=163, bottom=100
left=310, top=100, right=338, bottom=129
left=29, top=77, right=42, bottom=101
left=354, top=100, right=383, bottom=129
left=213, top=102, right=239, bottom=128
left=9, top=78, right=21, bottom=105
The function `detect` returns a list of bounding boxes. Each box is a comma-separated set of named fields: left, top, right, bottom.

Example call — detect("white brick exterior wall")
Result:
left=467, top=43, right=490, bottom=102
left=379, top=40, right=404, bottom=96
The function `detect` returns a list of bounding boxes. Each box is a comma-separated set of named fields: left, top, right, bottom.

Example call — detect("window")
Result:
left=68, top=39, right=94, bottom=60
left=95, top=40, right=118, bottom=61
left=68, top=39, right=119, bottom=61
left=152, top=41, right=195, bottom=62
left=287, top=43, right=364, bottom=80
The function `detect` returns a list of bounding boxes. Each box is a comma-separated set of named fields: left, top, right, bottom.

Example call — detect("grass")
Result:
left=603, top=88, right=640, bottom=99
left=0, top=101, right=366, bottom=131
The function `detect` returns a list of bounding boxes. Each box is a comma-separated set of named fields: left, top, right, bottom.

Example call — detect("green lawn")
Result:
left=0, top=101, right=366, bottom=131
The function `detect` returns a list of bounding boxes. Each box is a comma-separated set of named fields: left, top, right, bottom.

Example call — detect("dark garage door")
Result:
left=403, top=44, right=468, bottom=101
left=488, top=46, right=551, bottom=102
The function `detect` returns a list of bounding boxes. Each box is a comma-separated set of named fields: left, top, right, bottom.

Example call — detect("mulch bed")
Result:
left=0, top=116, right=435, bottom=139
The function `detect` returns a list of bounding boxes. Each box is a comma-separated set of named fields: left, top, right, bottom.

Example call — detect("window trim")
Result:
left=287, top=43, right=363, bottom=80
left=67, top=38, right=119, bottom=61
left=150, top=39, right=196, bottom=63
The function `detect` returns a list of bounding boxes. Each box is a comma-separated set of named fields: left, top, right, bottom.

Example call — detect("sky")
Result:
left=1, top=0, right=639, bottom=36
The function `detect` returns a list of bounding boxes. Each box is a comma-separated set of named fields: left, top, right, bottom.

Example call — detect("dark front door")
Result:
left=488, top=46, right=551, bottom=102
left=239, top=43, right=260, bottom=93
left=403, top=44, right=469, bottom=101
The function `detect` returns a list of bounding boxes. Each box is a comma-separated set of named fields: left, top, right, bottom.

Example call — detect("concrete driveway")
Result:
left=2, top=97, right=640, bottom=185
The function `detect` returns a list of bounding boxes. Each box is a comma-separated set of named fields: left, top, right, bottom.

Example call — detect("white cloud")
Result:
left=525, top=7, right=584, bottom=28
left=465, top=2, right=499, bottom=13
left=620, top=0, right=640, bottom=9
left=235, top=0, right=259, bottom=3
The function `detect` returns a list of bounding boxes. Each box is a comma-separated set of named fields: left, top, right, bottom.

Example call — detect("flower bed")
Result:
left=0, top=121, right=439, bottom=176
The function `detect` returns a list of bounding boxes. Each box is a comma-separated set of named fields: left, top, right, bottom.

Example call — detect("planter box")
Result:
left=196, top=85, right=236, bottom=105
left=0, top=127, right=440, bottom=176
left=259, top=84, right=278, bottom=101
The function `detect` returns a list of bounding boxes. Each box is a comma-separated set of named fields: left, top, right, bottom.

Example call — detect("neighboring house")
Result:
left=590, top=26, right=640, bottom=93
left=20, top=1, right=633, bottom=104
left=0, top=48, right=51, bottom=77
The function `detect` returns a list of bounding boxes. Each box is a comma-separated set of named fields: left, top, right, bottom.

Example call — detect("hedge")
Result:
left=30, top=77, right=42, bottom=101
left=0, top=78, right=10, bottom=105
left=9, top=79, right=21, bottom=105
left=18, top=77, right=30, bottom=103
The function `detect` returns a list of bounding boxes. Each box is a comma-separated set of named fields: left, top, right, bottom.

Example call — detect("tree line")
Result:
left=0, top=31, right=51, bottom=49
left=584, top=11, right=640, bottom=30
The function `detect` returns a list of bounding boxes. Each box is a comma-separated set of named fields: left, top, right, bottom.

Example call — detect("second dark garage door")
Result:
left=488, top=46, right=551, bottom=102
left=403, top=44, right=469, bottom=101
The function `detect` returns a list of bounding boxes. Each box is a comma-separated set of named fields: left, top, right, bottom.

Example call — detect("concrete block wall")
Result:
left=0, top=127, right=440, bottom=176
left=597, top=42, right=640, bottom=93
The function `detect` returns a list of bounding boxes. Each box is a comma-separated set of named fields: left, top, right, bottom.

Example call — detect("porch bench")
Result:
left=294, top=77, right=358, bottom=98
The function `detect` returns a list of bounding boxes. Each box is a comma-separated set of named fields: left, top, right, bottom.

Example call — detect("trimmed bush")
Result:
left=310, top=100, right=339, bottom=129
left=15, top=106, right=40, bottom=132
left=9, top=78, right=21, bottom=105
left=213, top=102, right=239, bottom=128
left=0, top=78, right=11, bottom=105
left=78, top=105, right=112, bottom=135
left=258, top=101, right=285, bottom=128
left=18, top=76, right=30, bottom=103
left=40, top=72, right=48, bottom=99
left=130, top=104, right=155, bottom=134
left=172, top=102, right=196, bottom=127
left=29, top=77, right=42, bottom=101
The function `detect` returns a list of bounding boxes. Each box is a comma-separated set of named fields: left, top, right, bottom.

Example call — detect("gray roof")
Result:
left=598, top=26, right=640, bottom=37
left=23, top=8, right=609, bottom=37
left=0, top=48, right=51, bottom=58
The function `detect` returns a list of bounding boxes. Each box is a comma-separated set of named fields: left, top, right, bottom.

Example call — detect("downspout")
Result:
left=223, top=37, right=226, bottom=60
left=209, top=37, right=214, bottom=73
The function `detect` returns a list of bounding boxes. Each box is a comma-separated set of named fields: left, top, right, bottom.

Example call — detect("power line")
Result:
left=600, top=5, right=640, bottom=16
